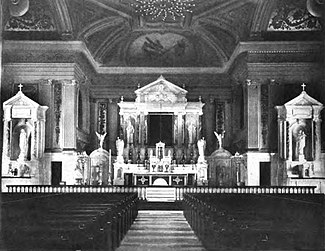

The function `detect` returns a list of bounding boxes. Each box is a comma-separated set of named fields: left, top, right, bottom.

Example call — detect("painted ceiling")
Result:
left=2, top=0, right=323, bottom=68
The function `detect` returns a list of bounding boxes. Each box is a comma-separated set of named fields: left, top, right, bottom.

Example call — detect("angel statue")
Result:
left=214, top=130, right=225, bottom=150
left=96, top=131, right=107, bottom=149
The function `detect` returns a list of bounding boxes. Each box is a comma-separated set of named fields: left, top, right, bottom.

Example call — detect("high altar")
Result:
left=113, top=76, right=208, bottom=186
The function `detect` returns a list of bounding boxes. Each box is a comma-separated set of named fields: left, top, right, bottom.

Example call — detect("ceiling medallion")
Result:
left=131, top=0, right=195, bottom=22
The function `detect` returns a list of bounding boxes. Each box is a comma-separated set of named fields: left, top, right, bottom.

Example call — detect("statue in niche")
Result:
left=187, top=122, right=196, bottom=144
left=214, top=130, right=225, bottom=150
left=116, top=137, right=124, bottom=156
left=18, top=128, right=28, bottom=160
left=95, top=131, right=107, bottom=149
left=296, top=130, right=306, bottom=157
left=197, top=137, right=206, bottom=157
left=126, top=120, right=134, bottom=145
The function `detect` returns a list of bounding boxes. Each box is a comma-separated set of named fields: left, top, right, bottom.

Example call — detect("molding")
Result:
left=2, top=40, right=323, bottom=75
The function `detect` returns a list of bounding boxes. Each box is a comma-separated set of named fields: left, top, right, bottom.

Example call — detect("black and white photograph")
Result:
left=0, top=0, right=324, bottom=250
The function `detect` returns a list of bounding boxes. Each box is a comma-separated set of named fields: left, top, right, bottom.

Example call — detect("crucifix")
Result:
left=301, top=83, right=306, bottom=91
left=18, top=84, right=23, bottom=92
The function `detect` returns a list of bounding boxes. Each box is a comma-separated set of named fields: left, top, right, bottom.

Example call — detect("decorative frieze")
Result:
left=98, top=102, right=108, bottom=134
left=53, top=81, right=62, bottom=146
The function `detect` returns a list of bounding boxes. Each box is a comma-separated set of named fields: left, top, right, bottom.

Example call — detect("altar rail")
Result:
left=6, top=185, right=316, bottom=200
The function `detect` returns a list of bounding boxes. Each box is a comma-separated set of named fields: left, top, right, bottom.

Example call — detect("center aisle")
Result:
left=116, top=210, right=207, bottom=251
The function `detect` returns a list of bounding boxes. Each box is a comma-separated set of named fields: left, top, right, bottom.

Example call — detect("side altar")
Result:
left=113, top=76, right=207, bottom=186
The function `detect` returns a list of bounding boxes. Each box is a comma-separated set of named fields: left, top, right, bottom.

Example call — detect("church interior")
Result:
left=0, top=0, right=324, bottom=250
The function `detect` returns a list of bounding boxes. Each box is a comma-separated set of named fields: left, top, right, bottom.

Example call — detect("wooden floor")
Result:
left=116, top=210, right=207, bottom=251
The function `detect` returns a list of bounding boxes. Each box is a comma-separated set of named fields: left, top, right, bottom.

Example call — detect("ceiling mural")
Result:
left=126, top=33, right=196, bottom=67
left=2, top=0, right=323, bottom=68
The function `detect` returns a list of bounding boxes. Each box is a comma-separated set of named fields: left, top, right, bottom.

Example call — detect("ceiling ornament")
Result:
left=268, top=1, right=322, bottom=31
left=9, top=0, right=29, bottom=17
left=131, top=0, right=195, bottom=22
left=5, top=0, right=55, bottom=31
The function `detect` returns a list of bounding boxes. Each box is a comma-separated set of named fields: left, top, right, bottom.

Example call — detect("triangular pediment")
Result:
left=3, top=91, right=40, bottom=108
left=135, top=75, right=187, bottom=103
left=285, top=91, right=323, bottom=107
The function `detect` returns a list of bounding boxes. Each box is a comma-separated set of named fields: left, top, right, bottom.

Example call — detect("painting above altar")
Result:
left=126, top=33, right=197, bottom=67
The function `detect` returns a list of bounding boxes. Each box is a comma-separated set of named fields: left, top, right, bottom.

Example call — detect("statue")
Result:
left=18, top=128, right=28, bottom=160
left=187, top=122, right=196, bottom=144
left=126, top=120, right=134, bottom=145
left=197, top=137, right=206, bottom=157
left=297, top=130, right=306, bottom=156
left=214, top=130, right=225, bottom=150
left=95, top=131, right=107, bottom=149
left=116, top=137, right=124, bottom=157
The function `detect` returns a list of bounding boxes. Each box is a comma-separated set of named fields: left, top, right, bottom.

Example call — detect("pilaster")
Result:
left=62, top=79, right=77, bottom=150
left=245, top=79, right=261, bottom=150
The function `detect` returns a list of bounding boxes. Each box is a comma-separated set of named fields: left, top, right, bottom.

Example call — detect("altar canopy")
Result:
left=114, top=76, right=207, bottom=186
left=118, top=75, right=204, bottom=149
left=276, top=88, right=324, bottom=180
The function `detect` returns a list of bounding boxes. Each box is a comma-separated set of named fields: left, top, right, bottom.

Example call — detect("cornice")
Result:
left=3, top=40, right=323, bottom=75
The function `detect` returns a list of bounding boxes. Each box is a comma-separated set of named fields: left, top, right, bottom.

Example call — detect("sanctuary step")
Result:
left=116, top=210, right=206, bottom=251
left=146, top=187, right=176, bottom=202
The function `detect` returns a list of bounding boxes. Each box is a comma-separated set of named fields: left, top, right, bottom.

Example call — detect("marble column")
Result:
left=40, top=80, right=53, bottom=150
left=203, top=97, right=216, bottom=154
left=107, top=99, right=118, bottom=154
left=224, top=100, right=232, bottom=148
left=315, top=118, right=322, bottom=161
left=176, top=112, right=185, bottom=147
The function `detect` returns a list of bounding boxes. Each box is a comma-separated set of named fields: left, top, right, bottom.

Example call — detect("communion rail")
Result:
left=6, top=185, right=316, bottom=200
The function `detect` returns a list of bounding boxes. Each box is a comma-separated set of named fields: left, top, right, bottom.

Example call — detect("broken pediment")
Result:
left=135, top=75, right=187, bottom=103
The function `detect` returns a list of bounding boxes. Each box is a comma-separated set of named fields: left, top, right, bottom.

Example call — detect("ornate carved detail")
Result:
left=216, top=102, right=225, bottom=134
left=260, top=84, right=269, bottom=147
left=53, top=82, right=62, bottom=145
left=5, top=0, right=55, bottom=31
left=268, top=1, right=322, bottom=31
left=98, top=102, right=107, bottom=134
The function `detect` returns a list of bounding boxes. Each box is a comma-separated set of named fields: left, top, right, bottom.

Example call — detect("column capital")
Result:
left=245, top=79, right=260, bottom=88
left=62, top=79, right=78, bottom=86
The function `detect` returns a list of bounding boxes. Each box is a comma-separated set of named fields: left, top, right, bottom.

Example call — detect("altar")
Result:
left=113, top=141, right=208, bottom=186
left=112, top=76, right=207, bottom=187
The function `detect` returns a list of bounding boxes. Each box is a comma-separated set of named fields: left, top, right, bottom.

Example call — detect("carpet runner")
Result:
left=116, top=210, right=206, bottom=251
